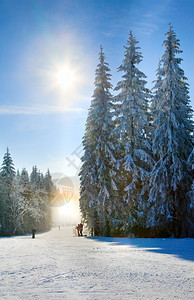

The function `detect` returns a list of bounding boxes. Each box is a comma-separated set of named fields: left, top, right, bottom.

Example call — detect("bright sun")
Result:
left=55, top=67, right=74, bottom=89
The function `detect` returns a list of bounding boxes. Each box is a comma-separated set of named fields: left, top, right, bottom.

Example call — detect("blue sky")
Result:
left=0, top=0, right=193, bottom=177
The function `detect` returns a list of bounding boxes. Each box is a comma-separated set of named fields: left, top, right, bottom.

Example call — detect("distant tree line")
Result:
left=0, top=148, right=56, bottom=236
left=79, top=24, right=194, bottom=238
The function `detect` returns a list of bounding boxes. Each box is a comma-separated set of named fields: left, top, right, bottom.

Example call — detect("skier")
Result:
left=32, top=229, right=36, bottom=239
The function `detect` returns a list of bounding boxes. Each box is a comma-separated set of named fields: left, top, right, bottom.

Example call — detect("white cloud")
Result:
left=132, top=22, right=159, bottom=36
left=0, top=105, right=85, bottom=115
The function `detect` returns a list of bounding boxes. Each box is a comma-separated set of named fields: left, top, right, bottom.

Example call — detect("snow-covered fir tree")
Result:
left=29, top=167, right=52, bottom=231
left=19, top=168, right=33, bottom=232
left=29, top=166, right=42, bottom=228
left=79, top=113, right=98, bottom=235
left=20, top=168, right=32, bottom=199
left=8, top=184, right=26, bottom=234
left=148, top=24, right=194, bottom=237
left=0, top=148, right=16, bottom=234
left=79, top=46, right=118, bottom=236
left=30, top=165, right=39, bottom=185
left=187, top=147, right=194, bottom=237
left=44, top=169, right=56, bottom=202
left=0, top=155, right=55, bottom=236
left=114, top=31, right=153, bottom=236
left=0, top=148, right=25, bottom=235
left=0, top=147, right=16, bottom=187
left=37, top=170, right=52, bottom=231
left=150, top=61, right=164, bottom=123
left=0, top=180, right=7, bottom=235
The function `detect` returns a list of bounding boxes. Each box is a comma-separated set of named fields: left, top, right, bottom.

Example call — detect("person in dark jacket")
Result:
left=79, top=223, right=83, bottom=236
left=32, top=229, right=36, bottom=238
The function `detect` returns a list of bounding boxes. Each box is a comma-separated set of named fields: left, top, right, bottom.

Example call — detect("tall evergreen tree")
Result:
left=114, top=31, right=153, bottom=235
left=44, top=169, right=55, bottom=202
left=0, top=148, right=16, bottom=234
left=30, top=166, right=39, bottom=186
left=0, top=153, right=55, bottom=235
left=0, top=147, right=16, bottom=187
left=20, top=168, right=31, bottom=196
left=0, top=181, right=7, bottom=234
left=148, top=24, right=193, bottom=237
left=79, top=46, right=117, bottom=236
left=187, top=147, right=194, bottom=237
left=0, top=148, right=25, bottom=235
left=30, top=167, right=51, bottom=231
left=19, top=168, right=33, bottom=232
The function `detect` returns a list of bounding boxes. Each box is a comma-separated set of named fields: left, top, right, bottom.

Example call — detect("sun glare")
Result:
left=54, top=200, right=80, bottom=225
left=55, top=67, right=74, bottom=89
left=60, top=202, right=74, bottom=216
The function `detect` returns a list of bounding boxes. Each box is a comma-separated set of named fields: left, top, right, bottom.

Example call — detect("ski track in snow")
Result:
left=0, top=227, right=194, bottom=300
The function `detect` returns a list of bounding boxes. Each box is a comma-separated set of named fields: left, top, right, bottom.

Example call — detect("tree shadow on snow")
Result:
left=88, top=236, right=194, bottom=262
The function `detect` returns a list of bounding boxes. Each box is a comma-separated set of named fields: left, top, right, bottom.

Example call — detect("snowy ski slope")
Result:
left=0, top=227, right=193, bottom=299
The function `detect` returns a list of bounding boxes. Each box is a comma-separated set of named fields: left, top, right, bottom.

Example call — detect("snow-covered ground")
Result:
left=0, top=227, right=193, bottom=300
